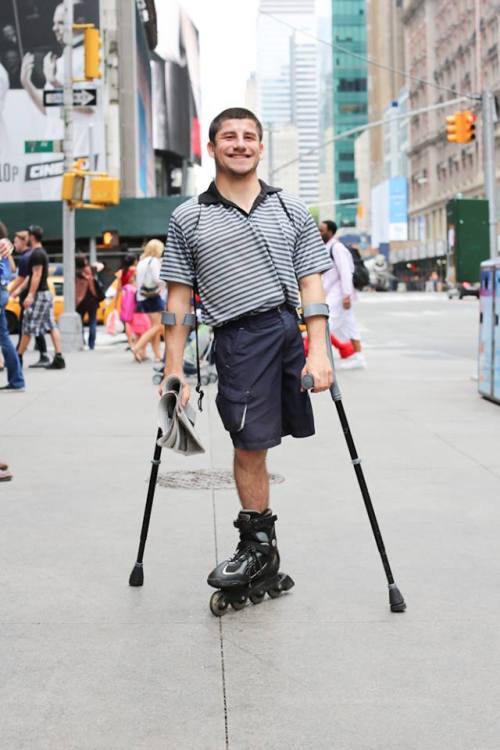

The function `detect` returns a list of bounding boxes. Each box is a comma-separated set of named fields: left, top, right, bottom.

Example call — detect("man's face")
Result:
left=14, top=236, right=27, bottom=253
left=52, top=4, right=65, bottom=45
left=320, top=223, right=332, bottom=243
left=207, top=118, right=263, bottom=178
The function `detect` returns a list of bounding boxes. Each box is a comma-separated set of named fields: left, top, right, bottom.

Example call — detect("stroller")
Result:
left=152, top=323, right=217, bottom=386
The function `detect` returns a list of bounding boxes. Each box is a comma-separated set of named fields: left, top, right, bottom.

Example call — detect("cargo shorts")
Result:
left=214, top=306, right=315, bottom=451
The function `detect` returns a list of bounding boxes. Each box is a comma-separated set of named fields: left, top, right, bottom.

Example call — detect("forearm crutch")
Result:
left=302, top=304, right=406, bottom=613
left=129, top=311, right=195, bottom=587
left=129, top=429, right=163, bottom=586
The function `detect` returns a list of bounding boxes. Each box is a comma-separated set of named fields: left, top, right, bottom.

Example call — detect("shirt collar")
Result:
left=198, top=179, right=282, bottom=208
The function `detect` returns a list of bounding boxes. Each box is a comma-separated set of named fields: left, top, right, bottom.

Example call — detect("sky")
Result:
left=177, top=0, right=259, bottom=183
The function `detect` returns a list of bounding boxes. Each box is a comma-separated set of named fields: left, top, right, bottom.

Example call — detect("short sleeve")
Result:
left=160, top=215, right=195, bottom=287
left=30, top=249, right=45, bottom=268
left=293, top=213, right=332, bottom=279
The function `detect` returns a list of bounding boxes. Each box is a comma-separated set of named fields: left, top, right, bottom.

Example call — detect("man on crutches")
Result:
left=159, top=107, right=333, bottom=615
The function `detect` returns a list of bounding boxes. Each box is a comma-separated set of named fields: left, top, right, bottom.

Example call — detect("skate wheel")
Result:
left=267, top=586, right=282, bottom=599
left=230, top=596, right=247, bottom=611
left=249, top=590, right=266, bottom=605
left=210, top=591, right=229, bottom=617
left=208, top=373, right=218, bottom=384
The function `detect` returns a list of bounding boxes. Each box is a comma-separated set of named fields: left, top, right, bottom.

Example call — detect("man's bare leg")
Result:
left=351, top=339, right=362, bottom=353
left=49, top=327, right=63, bottom=355
left=233, top=448, right=269, bottom=512
left=17, top=334, right=31, bottom=356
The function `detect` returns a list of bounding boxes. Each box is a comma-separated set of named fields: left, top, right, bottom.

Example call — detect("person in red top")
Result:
left=75, top=254, right=99, bottom=350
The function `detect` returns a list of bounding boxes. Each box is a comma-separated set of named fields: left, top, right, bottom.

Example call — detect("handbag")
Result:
left=93, top=275, right=106, bottom=303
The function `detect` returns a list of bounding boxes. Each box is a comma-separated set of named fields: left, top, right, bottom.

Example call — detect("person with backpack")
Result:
left=320, top=220, right=366, bottom=370
left=132, top=240, right=165, bottom=362
left=160, top=107, right=333, bottom=609
left=0, top=223, right=25, bottom=392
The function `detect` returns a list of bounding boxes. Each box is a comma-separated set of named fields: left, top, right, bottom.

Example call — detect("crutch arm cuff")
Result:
left=162, top=312, right=197, bottom=328
left=162, top=311, right=176, bottom=326
left=303, top=303, right=329, bottom=319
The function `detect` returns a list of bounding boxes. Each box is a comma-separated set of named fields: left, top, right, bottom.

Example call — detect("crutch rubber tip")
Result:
left=388, top=583, right=406, bottom=612
left=129, top=563, right=144, bottom=587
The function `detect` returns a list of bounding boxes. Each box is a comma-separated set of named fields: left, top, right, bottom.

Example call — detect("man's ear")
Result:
left=207, top=140, right=215, bottom=159
left=258, top=140, right=264, bottom=162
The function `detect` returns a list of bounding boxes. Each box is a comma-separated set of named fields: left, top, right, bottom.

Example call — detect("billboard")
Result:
left=151, top=1, right=201, bottom=164
left=0, top=0, right=105, bottom=202
left=371, top=177, right=408, bottom=248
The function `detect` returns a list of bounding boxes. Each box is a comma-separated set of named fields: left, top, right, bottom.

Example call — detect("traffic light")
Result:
left=84, top=27, right=102, bottom=80
left=462, top=111, right=477, bottom=143
left=90, top=176, right=120, bottom=206
left=61, top=171, right=84, bottom=202
left=101, top=230, right=119, bottom=248
left=446, top=113, right=465, bottom=143
left=446, top=111, right=477, bottom=143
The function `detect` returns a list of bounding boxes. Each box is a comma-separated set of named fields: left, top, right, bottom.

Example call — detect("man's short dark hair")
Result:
left=28, top=224, right=43, bottom=242
left=322, top=220, right=337, bottom=235
left=209, top=108, right=263, bottom=144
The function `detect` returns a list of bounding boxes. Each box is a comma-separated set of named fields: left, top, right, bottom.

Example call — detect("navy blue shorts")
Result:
left=214, top=306, right=315, bottom=451
left=136, top=295, right=164, bottom=313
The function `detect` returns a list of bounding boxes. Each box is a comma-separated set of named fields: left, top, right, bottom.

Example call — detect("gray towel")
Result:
left=157, top=376, right=205, bottom=455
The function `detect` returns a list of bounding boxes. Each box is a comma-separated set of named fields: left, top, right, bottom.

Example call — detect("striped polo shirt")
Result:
left=160, top=180, right=332, bottom=328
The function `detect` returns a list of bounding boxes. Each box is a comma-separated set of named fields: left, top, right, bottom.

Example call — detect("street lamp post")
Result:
left=59, top=0, right=83, bottom=351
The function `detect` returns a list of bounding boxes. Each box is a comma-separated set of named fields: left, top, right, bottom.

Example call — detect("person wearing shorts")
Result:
left=160, top=107, right=333, bottom=594
left=17, top=232, right=65, bottom=370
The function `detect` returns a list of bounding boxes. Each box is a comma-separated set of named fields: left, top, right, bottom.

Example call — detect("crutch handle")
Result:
left=302, top=373, right=315, bottom=390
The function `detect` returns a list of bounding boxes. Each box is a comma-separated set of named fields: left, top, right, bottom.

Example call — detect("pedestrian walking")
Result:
left=131, top=240, right=165, bottom=362
left=0, top=223, right=25, bottom=392
left=115, top=253, right=137, bottom=350
left=320, top=220, right=366, bottom=370
left=75, top=254, right=99, bottom=350
left=16, top=227, right=65, bottom=370
left=160, top=107, right=333, bottom=609
left=8, top=228, right=49, bottom=367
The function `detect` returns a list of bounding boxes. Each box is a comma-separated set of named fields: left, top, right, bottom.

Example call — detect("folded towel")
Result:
left=157, top=376, right=205, bottom=455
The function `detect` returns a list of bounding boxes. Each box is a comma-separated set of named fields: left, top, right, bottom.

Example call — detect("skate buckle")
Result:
left=151, top=459, right=161, bottom=466
left=351, top=458, right=362, bottom=466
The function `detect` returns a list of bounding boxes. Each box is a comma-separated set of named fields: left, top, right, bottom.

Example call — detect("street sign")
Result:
left=43, top=88, right=98, bottom=108
left=24, top=140, right=63, bottom=154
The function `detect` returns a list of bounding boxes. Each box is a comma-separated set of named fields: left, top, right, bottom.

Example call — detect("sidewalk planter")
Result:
left=478, top=259, right=500, bottom=403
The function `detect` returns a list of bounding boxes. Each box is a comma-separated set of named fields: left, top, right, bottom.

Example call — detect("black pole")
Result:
left=129, top=428, right=163, bottom=587
left=302, top=328, right=406, bottom=612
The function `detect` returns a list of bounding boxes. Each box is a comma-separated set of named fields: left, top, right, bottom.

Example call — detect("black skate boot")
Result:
left=207, top=509, right=294, bottom=617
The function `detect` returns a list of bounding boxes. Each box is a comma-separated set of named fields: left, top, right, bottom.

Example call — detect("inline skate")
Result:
left=207, top=509, right=295, bottom=617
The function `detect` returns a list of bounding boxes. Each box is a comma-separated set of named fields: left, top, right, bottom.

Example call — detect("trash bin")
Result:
left=478, top=259, right=500, bottom=403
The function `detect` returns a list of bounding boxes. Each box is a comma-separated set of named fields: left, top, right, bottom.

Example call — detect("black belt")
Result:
left=218, top=304, right=297, bottom=329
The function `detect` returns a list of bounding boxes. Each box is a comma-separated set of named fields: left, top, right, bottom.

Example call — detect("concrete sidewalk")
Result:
left=1, top=296, right=500, bottom=750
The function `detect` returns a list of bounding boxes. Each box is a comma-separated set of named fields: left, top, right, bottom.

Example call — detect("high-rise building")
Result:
left=257, top=0, right=320, bottom=204
left=402, top=0, right=500, bottom=251
left=331, top=0, right=368, bottom=226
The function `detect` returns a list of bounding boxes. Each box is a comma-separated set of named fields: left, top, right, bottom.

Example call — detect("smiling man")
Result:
left=160, top=107, right=333, bottom=611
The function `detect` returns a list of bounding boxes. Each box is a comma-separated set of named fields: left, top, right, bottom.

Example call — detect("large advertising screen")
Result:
left=152, top=1, right=201, bottom=165
left=0, top=0, right=105, bottom=202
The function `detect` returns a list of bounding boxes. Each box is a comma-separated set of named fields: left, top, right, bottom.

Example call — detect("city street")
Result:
left=1, top=292, right=499, bottom=750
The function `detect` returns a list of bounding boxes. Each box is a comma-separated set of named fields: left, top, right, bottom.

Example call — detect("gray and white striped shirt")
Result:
left=160, top=181, right=332, bottom=327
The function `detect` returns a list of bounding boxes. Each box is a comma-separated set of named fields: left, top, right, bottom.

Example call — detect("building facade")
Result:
left=402, top=0, right=500, bottom=256
left=331, top=0, right=368, bottom=226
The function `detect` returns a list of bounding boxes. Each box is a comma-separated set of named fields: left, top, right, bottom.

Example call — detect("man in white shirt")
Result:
left=320, top=220, right=366, bottom=370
